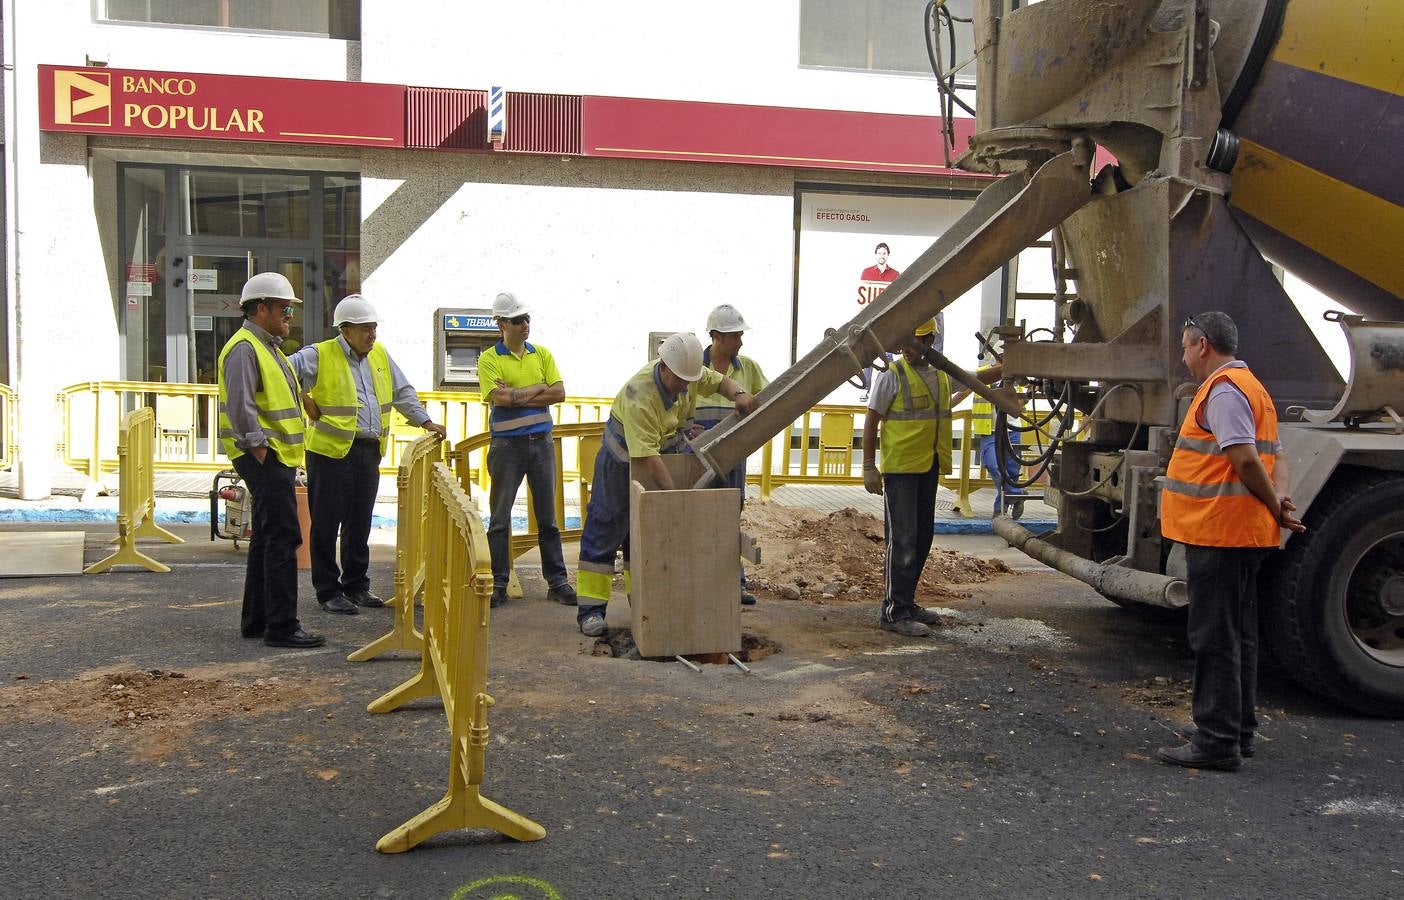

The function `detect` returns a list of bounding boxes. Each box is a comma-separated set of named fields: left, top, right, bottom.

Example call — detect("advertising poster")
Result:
left=796, top=190, right=995, bottom=404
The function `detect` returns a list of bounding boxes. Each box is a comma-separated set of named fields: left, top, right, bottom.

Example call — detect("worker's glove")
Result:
left=863, top=464, right=883, bottom=496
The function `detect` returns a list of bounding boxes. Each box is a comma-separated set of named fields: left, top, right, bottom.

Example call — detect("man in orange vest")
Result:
left=1157, top=311, right=1305, bottom=771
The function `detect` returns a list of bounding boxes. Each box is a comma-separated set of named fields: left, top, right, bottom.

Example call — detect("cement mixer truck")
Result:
left=692, top=0, right=1404, bottom=715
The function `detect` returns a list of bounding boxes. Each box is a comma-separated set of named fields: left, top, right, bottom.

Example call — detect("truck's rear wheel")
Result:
left=1264, top=470, right=1404, bottom=716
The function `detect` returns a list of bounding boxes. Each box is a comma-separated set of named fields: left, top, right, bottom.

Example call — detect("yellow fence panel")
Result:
left=0, top=383, right=15, bottom=471
left=347, top=434, right=445, bottom=662
left=83, top=408, right=184, bottom=574
left=369, top=463, right=545, bottom=852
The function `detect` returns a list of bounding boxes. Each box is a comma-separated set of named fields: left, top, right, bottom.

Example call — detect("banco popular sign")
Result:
left=39, top=65, right=406, bottom=148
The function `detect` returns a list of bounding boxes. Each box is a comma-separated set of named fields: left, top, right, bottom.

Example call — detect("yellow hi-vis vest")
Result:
left=304, top=340, right=393, bottom=459
left=971, top=397, right=995, bottom=438
left=881, top=357, right=952, bottom=475
left=217, top=328, right=305, bottom=466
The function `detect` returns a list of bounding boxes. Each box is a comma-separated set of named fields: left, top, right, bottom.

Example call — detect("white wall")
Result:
left=362, top=0, right=958, bottom=117
left=361, top=150, right=796, bottom=397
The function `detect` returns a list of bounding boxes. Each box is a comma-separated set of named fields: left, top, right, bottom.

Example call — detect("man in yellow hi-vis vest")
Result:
left=290, top=295, right=446, bottom=615
left=217, top=272, right=321, bottom=649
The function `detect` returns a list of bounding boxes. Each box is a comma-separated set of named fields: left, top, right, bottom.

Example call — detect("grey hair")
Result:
left=1185, top=310, right=1238, bottom=355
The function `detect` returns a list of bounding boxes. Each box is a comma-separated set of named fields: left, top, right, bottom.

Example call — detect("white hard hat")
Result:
left=240, top=272, right=301, bottom=306
left=657, top=332, right=705, bottom=382
left=706, top=304, right=749, bottom=334
left=333, top=294, right=378, bottom=327
left=492, top=291, right=530, bottom=319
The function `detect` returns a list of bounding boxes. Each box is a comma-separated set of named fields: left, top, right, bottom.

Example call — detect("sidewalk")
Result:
left=0, top=464, right=1057, bottom=534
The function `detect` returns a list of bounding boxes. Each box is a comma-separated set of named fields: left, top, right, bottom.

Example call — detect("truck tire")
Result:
left=1263, top=470, right=1404, bottom=717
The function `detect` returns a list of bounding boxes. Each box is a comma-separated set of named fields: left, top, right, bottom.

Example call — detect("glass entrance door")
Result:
left=188, top=250, right=311, bottom=385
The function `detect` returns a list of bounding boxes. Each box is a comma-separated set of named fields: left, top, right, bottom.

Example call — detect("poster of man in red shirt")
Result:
left=857, top=241, right=900, bottom=305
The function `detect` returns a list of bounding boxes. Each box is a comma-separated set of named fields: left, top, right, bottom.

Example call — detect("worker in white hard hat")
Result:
left=217, top=271, right=322, bottom=649
left=478, top=291, right=576, bottom=608
left=287, top=294, right=446, bottom=615
left=693, top=304, right=769, bottom=605
left=574, top=332, right=759, bottom=637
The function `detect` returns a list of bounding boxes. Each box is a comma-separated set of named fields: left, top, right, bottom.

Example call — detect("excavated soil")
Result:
left=0, top=668, right=337, bottom=760
left=742, top=502, right=1011, bottom=605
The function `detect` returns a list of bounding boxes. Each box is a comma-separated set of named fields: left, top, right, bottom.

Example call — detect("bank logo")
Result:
left=54, top=70, right=112, bottom=126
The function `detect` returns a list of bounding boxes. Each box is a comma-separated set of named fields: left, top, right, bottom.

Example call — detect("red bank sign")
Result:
left=39, top=65, right=406, bottom=148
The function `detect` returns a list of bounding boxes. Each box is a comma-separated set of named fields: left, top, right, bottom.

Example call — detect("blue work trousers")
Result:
left=979, top=434, right=1025, bottom=514
left=487, top=434, right=569, bottom=594
left=881, top=461, right=940, bottom=623
left=575, top=450, right=632, bottom=623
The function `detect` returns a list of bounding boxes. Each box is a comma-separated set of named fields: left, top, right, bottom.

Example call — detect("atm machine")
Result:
left=433, top=307, right=500, bottom=391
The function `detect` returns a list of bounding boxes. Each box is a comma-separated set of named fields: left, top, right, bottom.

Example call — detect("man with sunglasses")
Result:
left=289, top=294, right=446, bottom=616
left=1158, top=311, right=1305, bottom=772
left=217, top=272, right=323, bottom=649
left=478, top=291, right=576, bottom=609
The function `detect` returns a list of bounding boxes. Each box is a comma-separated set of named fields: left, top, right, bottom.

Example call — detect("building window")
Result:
left=100, top=1, right=360, bottom=40
left=799, top=0, right=974, bottom=79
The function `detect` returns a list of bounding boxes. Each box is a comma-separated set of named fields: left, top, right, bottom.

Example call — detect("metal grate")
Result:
left=504, top=92, right=582, bottom=155
left=406, top=87, right=489, bottom=151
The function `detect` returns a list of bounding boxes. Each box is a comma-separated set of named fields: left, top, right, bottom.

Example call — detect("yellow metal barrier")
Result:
left=0, top=382, right=15, bottom=471
left=56, top=380, right=615, bottom=479
left=369, top=463, right=545, bottom=853
left=83, top=408, right=184, bottom=574
left=347, top=434, right=445, bottom=662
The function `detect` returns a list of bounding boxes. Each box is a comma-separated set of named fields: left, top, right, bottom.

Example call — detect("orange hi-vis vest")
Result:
left=1161, top=365, right=1282, bottom=548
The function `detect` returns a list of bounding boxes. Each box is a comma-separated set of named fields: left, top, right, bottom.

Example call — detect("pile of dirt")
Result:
left=742, top=503, right=1011, bottom=604
left=1122, top=675, right=1193, bottom=711
left=1, top=668, right=333, bottom=757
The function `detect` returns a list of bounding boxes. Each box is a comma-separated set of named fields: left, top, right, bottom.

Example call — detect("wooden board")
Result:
left=628, top=455, right=742, bottom=657
left=0, top=531, right=86, bottom=577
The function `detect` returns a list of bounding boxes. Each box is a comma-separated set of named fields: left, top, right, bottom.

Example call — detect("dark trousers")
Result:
left=1185, top=544, right=1270, bottom=753
left=487, top=434, right=569, bottom=594
left=305, top=441, right=381, bottom=600
left=232, top=452, right=302, bottom=639
left=576, top=451, right=632, bottom=621
left=881, top=461, right=940, bottom=623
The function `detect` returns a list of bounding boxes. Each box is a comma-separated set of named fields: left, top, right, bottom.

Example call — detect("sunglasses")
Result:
left=505, top=314, right=530, bottom=326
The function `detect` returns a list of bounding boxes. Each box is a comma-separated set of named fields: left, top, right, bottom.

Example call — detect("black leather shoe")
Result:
left=1176, top=725, right=1256, bottom=758
left=740, top=590, right=758, bottom=606
left=490, top=589, right=508, bottom=609
left=1157, top=742, right=1241, bottom=771
left=318, top=594, right=358, bottom=615
left=346, top=590, right=385, bottom=608
left=264, top=629, right=326, bottom=649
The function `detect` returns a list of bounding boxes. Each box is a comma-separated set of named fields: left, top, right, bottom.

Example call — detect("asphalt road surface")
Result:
left=1, top=525, right=1400, bottom=899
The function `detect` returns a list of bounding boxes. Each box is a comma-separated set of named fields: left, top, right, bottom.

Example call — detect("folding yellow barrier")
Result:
left=346, top=433, right=443, bottom=662
left=84, top=408, right=184, bottom=574
left=369, top=463, right=544, bottom=853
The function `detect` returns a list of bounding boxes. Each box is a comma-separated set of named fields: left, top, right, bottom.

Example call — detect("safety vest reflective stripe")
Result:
left=603, top=416, right=631, bottom=462
left=1161, top=477, right=1255, bottom=498
left=216, top=329, right=305, bottom=467
left=493, top=409, right=554, bottom=434
left=577, top=560, right=616, bottom=576
left=1160, top=366, right=1280, bottom=548
left=880, top=358, right=951, bottom=475
left=305, top=340, right=393, bottom=459
left=1174, top=435, right=1282, bottom=457
left=971, top=398, right=995, bottom=437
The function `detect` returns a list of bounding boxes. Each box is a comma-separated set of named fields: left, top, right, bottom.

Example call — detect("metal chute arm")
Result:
left=919, top=346, right=1023, bottom=419
left=690, top=145, right=1093, bottom=487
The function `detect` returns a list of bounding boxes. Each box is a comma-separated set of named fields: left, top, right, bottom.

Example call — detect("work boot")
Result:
left=346, top=590, right=385, bottom=608
left=546, top=584, right=578, bottom=606
left=490, top=588, right=508, bottom=609
left=879, top=619, right=932, bottom=637
left=579, top=612, right=607, bottom=637
left=264, top=628, right=326, bottom=649
left=740, top=590, right=758, bottom=606
left=1176, top=725, right=1256, bottom=758
left=911, top=607, right=943, bottom=626
left=318, top=594, right=358, bottom=615
left=1008, top=497, right=1025, bottom=520
left=1156, top=742, right=1242, bottom=772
